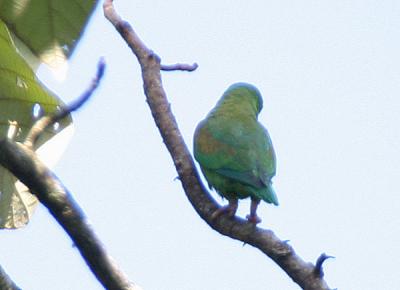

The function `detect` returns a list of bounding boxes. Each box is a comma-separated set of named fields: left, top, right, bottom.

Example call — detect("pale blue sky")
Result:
left=1, top=1, right=400, bottom=289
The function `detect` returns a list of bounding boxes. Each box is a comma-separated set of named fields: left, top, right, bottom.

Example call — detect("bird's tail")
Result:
left=261, top=185, right=279, bottom=206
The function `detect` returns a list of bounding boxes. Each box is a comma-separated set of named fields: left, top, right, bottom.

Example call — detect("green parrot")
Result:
left=193, top=83, right=278, bottom=224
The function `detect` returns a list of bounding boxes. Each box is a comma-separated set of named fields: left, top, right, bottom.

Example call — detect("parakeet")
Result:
left=193, top=83, right=278, bottom=224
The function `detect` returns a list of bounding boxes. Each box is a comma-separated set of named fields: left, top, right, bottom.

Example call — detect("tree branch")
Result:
left=0, top=139, right=141, bottom=290
left=103, top=1, right=332, bottom=289
left=0, top=265, right=21, bottom=290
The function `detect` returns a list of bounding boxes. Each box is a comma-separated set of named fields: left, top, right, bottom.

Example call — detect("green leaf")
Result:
left=0, top=0, right=98, bottom=66
left=0, top=168, right=38, bottom=229
left=0, top=19, right=73, bottom=229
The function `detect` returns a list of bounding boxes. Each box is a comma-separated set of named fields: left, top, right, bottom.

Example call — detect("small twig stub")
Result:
left=161, top=62, right=198, bottom=72
left=314, top=253, right=335, bottom=277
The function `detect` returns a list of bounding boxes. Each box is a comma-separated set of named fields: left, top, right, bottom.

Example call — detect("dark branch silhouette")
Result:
left=103, top=1, right=332, bottom=289
left=0, top=265, right=21, bottom=290
left=0, top=140, right=139, bottom=290
left=0, top=60, right=141, bottom=290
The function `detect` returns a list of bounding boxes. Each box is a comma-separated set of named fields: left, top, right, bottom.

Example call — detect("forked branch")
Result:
left=0, top=60, right=141, bottom=290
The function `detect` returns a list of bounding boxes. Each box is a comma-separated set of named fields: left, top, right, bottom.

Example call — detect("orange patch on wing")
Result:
left=197, top=127, right=235, bottom=156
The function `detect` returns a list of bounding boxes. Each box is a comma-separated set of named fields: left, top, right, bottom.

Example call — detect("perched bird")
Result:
left=193, top=83, right=278, bottom=224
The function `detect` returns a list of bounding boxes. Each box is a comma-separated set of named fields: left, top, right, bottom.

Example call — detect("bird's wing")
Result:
left=194, top=118, right=275, bottom=189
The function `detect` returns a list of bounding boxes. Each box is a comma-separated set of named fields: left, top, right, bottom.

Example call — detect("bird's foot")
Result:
left=246, top=198, right=262, bottom=224
left=246, top=213, right=261, bottom=224
left=211, top=199, right=238, bottom=221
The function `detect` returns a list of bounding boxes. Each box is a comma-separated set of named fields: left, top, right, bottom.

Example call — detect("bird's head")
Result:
left=219, top=82, right=264, bottom=116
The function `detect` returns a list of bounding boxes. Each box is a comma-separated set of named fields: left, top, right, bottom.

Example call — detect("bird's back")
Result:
left=194, top=113, right=278, bottom=204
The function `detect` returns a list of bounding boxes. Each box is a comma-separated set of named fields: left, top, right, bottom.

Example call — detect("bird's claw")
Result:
left=246, top=214, right=261, bottom=224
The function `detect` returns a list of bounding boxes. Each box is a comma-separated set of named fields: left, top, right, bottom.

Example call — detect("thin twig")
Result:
left=103, top=1, right=331, bottom=290
left=0, top=139, right=141, bottom=290
left=57, top=57, right=106, bottom=119
left=160, top=63, right=198, bottom=72
left=24, top=58, right=106, bottom=149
